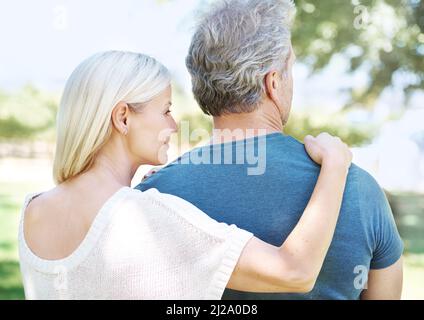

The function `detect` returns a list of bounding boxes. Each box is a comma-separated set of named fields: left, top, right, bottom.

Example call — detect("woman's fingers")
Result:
left=304, top=132, right=352, bottom=168
left=142, top=167, right=162, bottom=181
left=304, top=135, right=323, bottom=165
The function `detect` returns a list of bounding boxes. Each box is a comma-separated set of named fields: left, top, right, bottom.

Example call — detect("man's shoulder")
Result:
left=348, top=164, right=384, bottom=197
left=346, top=164, right=393, bottom=225
left=135, top=155, right=192, bottom=192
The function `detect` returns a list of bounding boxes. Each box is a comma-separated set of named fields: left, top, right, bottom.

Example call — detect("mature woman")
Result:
left=18, top=51, right=352, bottom=299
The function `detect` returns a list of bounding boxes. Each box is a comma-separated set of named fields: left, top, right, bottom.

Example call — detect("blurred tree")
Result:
left=0, top=86, right=57, bottom=140
left=158, top=0, right=424, bottom=108
left=293, top=0, right=423, bottom=108
left=283, top=113, right=375, bottom=146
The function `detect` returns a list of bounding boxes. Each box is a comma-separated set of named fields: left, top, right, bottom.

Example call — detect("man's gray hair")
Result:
left=186, top=0, right=295, bottom=116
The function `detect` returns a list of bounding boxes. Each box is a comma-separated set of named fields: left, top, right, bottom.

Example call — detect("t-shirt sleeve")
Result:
left=359, top=173, right=404, bottom=270
left=139, top=188, right=254, bottom=299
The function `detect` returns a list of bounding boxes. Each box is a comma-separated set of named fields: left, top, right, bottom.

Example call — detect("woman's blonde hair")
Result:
left=53, top=51, right=171, bottom=184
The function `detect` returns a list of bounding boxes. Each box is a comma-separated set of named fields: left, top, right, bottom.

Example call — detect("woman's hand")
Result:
left=304, top=133, right=352, bottom=169
left=142, top=167, right=162, bottom=182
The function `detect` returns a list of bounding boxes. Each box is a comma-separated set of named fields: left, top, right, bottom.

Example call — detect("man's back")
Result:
left=136, top=132, right=403, bottom=299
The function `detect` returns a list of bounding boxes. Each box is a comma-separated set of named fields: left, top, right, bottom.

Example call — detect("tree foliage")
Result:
left=0, top=86, right=57, bottom=140
left=293, top=0, right=423, bottom=108
left=159, top=0, right=424, bottom=108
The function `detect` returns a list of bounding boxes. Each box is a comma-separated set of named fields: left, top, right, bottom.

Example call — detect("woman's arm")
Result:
left=227, top=132, right=352, bottom=293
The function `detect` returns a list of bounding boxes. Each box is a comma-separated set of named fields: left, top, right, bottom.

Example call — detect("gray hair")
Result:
left=186, top=0, right=295, bottom=116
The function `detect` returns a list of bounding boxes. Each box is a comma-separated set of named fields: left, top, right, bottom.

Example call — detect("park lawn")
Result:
left=402, top=254, right=424, bottom=300
left=0, top=182, right=30, bottom=299
left=0, top=181, right=423, bottom=300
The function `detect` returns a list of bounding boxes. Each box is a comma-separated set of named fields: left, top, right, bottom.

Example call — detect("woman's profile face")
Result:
left=127, top=85, right=177, bottom=166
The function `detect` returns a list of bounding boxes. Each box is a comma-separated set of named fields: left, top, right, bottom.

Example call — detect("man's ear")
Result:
left=111, top=102, right=130, bottom=135
left=264, top=71, right=283, bottom=109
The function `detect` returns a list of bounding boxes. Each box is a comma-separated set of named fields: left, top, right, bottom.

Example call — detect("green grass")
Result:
left=1, top=180, right=423, bottom=300
left=0, top=183, right=27, bottom=299
left=388, top=191, right=424, bottom=254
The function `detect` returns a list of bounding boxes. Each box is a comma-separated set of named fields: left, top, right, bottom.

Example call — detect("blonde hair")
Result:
left=53, top=51, right=171, bottom=184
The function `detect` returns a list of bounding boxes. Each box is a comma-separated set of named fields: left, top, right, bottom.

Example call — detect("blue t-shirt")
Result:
left=136, top=132, right=403, bottom=300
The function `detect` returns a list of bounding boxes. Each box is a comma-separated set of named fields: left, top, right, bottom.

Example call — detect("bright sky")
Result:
left=1, top=0, right=422, bottom=191
left=0, top=0, right=421, bottom=114
left=0, top=0, right=199, bottom=91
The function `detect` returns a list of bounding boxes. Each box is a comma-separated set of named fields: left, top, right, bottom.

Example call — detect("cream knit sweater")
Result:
left=18, top=187, right=253, bottom=300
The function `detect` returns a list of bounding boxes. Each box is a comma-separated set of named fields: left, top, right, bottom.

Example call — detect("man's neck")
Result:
left=212, top=102, right=283, bottom=144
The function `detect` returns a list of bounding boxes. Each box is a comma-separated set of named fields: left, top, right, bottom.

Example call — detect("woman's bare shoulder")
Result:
left=22, top=186, right=77, bottom=259
left=24, top=186, right=66, bottom=223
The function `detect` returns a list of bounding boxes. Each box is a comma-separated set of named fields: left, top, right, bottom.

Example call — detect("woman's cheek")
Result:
left=133, top=116, right=171, bottom=165
left=148, top=130, right=167, bottom=164
left=157, top=143, right=169, bottom=164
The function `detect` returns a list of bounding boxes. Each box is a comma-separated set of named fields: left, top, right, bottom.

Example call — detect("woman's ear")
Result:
left=111, top=102, right=130, bottom=135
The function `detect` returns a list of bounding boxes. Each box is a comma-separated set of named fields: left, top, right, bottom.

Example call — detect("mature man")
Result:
left=136, top=0, right=403, bottom=299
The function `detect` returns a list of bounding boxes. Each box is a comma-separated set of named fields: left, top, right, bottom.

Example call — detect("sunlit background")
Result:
left=0, top=0, right=423, bottom=299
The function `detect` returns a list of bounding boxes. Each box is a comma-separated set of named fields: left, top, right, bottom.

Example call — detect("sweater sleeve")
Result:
left=138, top=188, right=254, bottom=300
